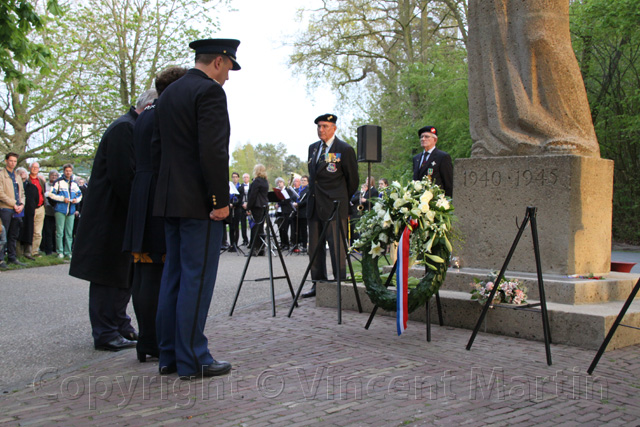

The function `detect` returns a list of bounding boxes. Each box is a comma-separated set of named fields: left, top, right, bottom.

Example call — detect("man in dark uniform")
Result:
left=152, top=38, right=240, bottom=379
left=302, top=114, right=358, bottom=298
left=412, top=125, right=454, bottom=197
left=70, top=89, right=157, bottom=351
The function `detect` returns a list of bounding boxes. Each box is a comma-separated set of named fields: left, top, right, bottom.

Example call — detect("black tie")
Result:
left=318, top=143, right=328, bottom=166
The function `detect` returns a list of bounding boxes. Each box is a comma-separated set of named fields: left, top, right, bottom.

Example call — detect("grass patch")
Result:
left=1, top=254, right=68, bottom=271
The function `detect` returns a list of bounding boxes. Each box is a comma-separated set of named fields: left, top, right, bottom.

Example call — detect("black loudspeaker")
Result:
left=357, top=125, right=382, bottom=163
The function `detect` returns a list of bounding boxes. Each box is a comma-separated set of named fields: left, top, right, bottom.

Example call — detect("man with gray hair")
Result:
left=70, top=89, right=156, bottom=352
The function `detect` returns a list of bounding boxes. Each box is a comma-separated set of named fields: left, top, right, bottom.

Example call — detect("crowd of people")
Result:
left=0, top=154, right=87, bottom=269
left=1, top=36, right=454, bottom=381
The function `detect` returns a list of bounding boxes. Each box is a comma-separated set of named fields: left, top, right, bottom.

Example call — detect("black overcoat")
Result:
left=152, top=68, right=230, bottom=219
left=412, top=147, right=454, bottom=197
left=307, top=137, right=359, bottom=221
left=69, top=107, right=137, bottom=288
left=18, top=180, right=38, bottom=244
left=122, top=103, right=165, bottom=255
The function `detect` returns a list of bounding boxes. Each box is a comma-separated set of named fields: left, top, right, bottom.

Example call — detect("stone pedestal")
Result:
left=453, top=155, right=613, bottom=275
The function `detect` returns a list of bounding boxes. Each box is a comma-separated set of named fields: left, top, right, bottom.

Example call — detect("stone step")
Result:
left=316, top=281, right=640, bottom=351
left=407, top=266, right=640, bottom=305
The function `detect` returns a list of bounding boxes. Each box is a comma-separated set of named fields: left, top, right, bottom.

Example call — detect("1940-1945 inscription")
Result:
left=462, top=168, right=559, bottom=188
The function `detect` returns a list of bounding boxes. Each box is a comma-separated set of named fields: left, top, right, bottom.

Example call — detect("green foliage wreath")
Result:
left=352, top=179, right=455, bottom=313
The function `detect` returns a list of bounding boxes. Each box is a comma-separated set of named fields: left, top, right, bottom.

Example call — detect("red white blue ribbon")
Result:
left=396, top=225, right=411, bottom=335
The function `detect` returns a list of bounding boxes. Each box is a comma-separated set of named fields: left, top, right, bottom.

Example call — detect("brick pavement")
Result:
left=1, top=294, right=639, bottom=426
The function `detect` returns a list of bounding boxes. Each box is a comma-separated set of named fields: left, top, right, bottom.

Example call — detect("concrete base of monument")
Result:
left=316, top=267, right=640, bottom=351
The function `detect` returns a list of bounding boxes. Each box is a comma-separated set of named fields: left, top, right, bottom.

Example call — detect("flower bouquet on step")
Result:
left=470, top=272, right=528, bottom=305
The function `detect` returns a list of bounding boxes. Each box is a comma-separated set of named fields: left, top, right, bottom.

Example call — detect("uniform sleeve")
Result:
left=197, top=83, right=230, bottom=210
left=440, top=153, right=454, bottom=197
left=343, top=145, right=359, bottom=198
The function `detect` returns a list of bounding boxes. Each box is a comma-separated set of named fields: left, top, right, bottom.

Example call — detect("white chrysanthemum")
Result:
left=436, top=195, right=450, bottom=210
left=426, top=210, right=436, bottom=222
left=414, top=181, right=423, bottom=191
left=393, top=198, right=407, bottom=209
left=403, top=191, right=412, bottom=201
left=419, top=202, right=430, bottom=213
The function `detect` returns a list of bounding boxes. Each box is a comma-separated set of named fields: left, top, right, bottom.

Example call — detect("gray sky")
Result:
left=217, top=0, right=338, bottom=161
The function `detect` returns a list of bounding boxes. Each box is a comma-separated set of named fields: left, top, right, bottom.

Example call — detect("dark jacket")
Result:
left=152, top=68, right=230, bottom=219
left=307, top=137, right=359, bottom=221
left=18, top=180, right=38, bottom=244
left=70, top=107, right=137, bottom=288
left=296, top=186, right=309, bottom=219
left=123, top=103, right=166, bottom=255
left=247, top=177, right=269, bottom=222
left=412, top=147, right=454, bottom=197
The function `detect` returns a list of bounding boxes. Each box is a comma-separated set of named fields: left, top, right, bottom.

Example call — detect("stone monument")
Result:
left=457, top=0, right=614, bottom=275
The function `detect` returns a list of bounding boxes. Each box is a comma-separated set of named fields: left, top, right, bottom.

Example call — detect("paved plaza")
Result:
left=0, top=251, right=639, bottom=426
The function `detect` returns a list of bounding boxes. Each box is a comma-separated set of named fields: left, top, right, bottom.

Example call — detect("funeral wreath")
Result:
left=351, top=178, right=455, bottom=313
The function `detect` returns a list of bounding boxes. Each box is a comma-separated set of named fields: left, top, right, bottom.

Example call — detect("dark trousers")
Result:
left=0, top=208, right=22, bottom=261
left=276, top=213, right=291, bottom=247
left=41, top=214, right=56, bottom=254
left=89, top=282, right=136, bottom=346
left=131, top=262, right=163, bottom=356
left=156, top=217, right=223, bottom=376
left=240, top=210, right=248, bottom=244
left=308, top=216, right=347, bottom=282
left=230, top=207, right=243, bottom=247
left=249, top=210, right=266, bottom=253
left=296, top=217, right=308, bottom=248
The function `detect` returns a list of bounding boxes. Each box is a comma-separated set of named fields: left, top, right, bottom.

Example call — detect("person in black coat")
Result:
left=412, top=125, right=453, bottom=197
left=152, top=38, right=240, bottom=379
left=122, top=66, right=187, bottom=362
left=303, top=114, right=359, bottom=298
left=245, top=164, right=269, bottom=256
left=293, top=175, right=310, bottom=252
left=70, top=89, right=157, bottom=352
left=17, top=168, right=36, bottom=260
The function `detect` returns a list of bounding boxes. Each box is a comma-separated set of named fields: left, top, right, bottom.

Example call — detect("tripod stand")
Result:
left=229, top=207, right=298, bottom=317
left=287, top=200, right=363, bottom=324
left=466, top=206, right=552, bottom=366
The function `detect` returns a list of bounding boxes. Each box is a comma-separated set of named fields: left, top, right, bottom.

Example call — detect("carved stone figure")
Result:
left=468, top=0, right=600, bottom=158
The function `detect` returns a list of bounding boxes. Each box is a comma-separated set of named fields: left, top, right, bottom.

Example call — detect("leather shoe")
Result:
left=95, top=336, right=137, bottom=352
left=179, top=360, right=232, bottom=380
left=8, top=259, right=26, bottom=266
left=159, top=364, right=177, bottom=375
left=302, top=288, right=316, bottom=298
left=24, top=254, right=35, bottom=261
left=0, top=261, right=7, bottom=269
left=122, top=331, right=138, bottom=341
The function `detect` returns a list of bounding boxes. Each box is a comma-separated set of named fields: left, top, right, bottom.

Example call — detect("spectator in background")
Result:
left=245, top=164, right=268, bottom=256
left=41, top=170, right=59, bottom=255
left=292, top=175, right=309, bottom=252
left=16, top=167, right=37, bottom=260
left=48, top=164, right=82, bottom=259
left=28, top=162, right=47, bottom=257
left=0, top=153, right=26, bottom=266
left=238, top=173, right=250, bottom=246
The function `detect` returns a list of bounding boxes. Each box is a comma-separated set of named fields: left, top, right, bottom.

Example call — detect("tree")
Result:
left=571, top=0, right=640, bottom=243
left=0, top=0, right=61, bottom=93
left=230, top=142, right=306, bottom=184
left=0, top=0, right=229, bottom=164
left=290, top=0, right=470, bottom=182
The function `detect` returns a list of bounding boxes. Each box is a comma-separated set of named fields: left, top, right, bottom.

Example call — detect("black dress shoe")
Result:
left=24, top=254, right=35, bottom=261
left=8, top=259, right=26, bottom=266
left=180, top=360, right=232, bottom=380
left=159, top=364, right=177, bottom=375
left=137, top=350, right=159, bottom=363
left=95, top=336, right=137, bottom=352
left=302, top=288, right=316, bottom=298
left=122, top=331, right=138, bottom=341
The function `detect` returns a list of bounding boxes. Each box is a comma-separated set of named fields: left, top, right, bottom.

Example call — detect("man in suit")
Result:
left=412, top=125, right=453, bottom=197
left=238, top=173, right=250, bottom=246
left=303, top=114, right=359, bottom=298
left=292, top=175, right=309, bottom=252
left=151, top=38, right=240, bottom=379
